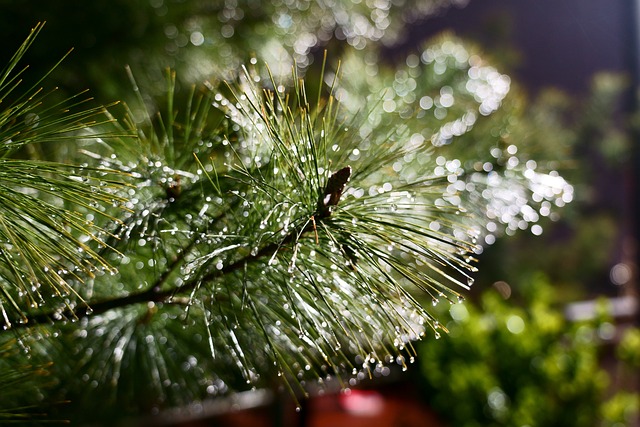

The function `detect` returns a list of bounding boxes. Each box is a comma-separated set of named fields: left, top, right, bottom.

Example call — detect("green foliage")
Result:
left=472, top=72, right=632, bottom=298
left=33, top=61, right=481, bottom=422
left=0, top=0, right=462, bottom=103
left=617, top=327, right=640, bottom=369
left=0, top=2, right=621, bottom=425
left=418, top=276, right=638, bottom=427
left=335, top=35, right=575, bottom=244
left=0, top=338, right=56, bottom=424
left=0, top=24, right=130, bottom=328
left=0, top=29, right=493, bottom=422
left=601, top=392, right=640, bottom=427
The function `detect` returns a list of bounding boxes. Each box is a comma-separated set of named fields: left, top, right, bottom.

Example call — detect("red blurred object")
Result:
left=305, top=382, right=444, bottom=427
left=338, top=390, right=385, bottom=416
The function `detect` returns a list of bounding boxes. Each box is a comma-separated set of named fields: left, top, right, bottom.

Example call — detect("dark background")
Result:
left=396, top=0, right=637, bottom=96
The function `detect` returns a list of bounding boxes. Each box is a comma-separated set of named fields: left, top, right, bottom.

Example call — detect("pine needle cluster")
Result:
left=0, top=14, right=573, bottom=423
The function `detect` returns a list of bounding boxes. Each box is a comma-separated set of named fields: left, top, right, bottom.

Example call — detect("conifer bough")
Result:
left=0, top=26, right=481, bottom=419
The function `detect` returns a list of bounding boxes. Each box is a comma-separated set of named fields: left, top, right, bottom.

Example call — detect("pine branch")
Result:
left=0, top=168, right=348, bottom=330
left=0, top=7, right=580, bottom=424
left=0, top=24, right=134, bottom=327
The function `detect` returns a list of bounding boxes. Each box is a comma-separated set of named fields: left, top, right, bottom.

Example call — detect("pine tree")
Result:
left=0, top=4, right=573, bottom=424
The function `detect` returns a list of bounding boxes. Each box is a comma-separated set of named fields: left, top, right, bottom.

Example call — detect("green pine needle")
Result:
left=0, top=24, right=133, bottom=327
left=20, top=61, right=479, bottom=415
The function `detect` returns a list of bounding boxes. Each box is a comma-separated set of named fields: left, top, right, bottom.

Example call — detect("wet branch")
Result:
left=0, top=218, right=307, bottom=330
left=1, top=167, right=350, bottom=331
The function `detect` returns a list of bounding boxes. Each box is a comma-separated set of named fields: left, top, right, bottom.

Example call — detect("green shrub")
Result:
left=418, top=275, right=638, bottom=427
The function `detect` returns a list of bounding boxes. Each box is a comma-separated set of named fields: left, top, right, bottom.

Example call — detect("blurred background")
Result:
left=1, top=0, right=638, bottom=425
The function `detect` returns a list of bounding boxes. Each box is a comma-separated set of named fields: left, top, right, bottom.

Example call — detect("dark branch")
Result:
left=316, top=166, right=351, bottom=218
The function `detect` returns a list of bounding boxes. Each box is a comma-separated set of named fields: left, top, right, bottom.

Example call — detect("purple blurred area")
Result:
left=393, top=0, right=636, bottom=96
